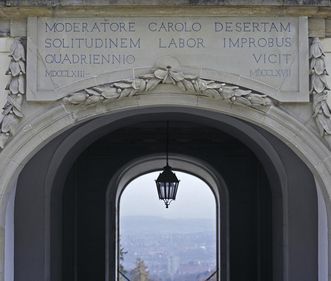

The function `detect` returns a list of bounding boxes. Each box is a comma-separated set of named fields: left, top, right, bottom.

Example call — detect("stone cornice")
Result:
left=3, top=0, right=331, bottom=6
left=1, top=6, right=331, bottom=19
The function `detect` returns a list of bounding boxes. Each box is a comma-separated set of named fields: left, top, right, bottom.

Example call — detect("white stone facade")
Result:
left=0, top=5, right=331, bottom=281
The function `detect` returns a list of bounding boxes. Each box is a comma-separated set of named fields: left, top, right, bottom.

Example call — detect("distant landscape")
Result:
left=120, top=216, right=217, bottom=281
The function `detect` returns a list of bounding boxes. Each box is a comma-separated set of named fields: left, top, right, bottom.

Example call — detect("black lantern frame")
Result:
left=155, top=121, right=180, bottom=208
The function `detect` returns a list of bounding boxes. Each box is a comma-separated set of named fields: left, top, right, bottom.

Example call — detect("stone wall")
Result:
left=1, top=0, right=331, bottom=6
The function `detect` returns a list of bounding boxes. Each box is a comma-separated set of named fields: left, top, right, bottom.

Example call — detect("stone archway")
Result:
left=8, top=104, right=318, bottom=281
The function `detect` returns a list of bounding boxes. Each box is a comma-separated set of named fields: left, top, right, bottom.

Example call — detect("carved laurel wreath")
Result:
left=0, top=38, right=25, bottom=149
left=63, top=65, right=272, bottom=108
left=310, top=37, right=331, bottom=141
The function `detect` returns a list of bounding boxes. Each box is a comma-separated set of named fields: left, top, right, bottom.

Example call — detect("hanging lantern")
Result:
left=155, top=121, right=180, bottom=208
left=155, top=165, right=180, bottom=208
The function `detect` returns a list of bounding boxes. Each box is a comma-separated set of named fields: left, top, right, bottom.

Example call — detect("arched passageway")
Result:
left=118, top=171, right=217, bottom=281
left=13, top=109, right=317, bottom=281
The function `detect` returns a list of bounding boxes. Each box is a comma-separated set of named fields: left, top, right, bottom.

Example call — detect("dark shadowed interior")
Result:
left=14, top=110, right=317, bottom=281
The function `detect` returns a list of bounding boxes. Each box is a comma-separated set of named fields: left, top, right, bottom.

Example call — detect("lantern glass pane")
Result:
left=155, top=166, right=179, bottom=202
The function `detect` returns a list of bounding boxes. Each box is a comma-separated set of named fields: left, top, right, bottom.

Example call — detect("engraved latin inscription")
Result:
left=27, top=17, right=308, bottom=102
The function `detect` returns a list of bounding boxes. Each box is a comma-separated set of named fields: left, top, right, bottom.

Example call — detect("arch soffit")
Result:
left=41, top=108, right=287, bottom=204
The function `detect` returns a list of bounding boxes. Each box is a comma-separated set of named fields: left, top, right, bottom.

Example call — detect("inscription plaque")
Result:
left=27, top=17, right=308, bottom=102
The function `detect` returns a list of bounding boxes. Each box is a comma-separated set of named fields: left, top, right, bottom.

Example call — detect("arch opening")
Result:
left=118, top=170, right=217, bottom=281
left=12, top=110, right=317, bottom=281
left=106, top=153, right=228, bottom=281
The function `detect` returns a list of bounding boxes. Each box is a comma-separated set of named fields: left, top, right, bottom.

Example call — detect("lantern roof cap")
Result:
left=156, top=165, right=180, bottom=183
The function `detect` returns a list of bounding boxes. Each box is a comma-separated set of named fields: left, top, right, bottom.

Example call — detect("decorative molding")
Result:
left=63, top=60, right=272, bottom=108
left=0, top=38, right=25, bottom=150
left=310, top=37, right=331, bottom=146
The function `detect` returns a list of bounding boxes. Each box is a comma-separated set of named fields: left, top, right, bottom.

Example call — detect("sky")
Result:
left=120, top=171, right=216, bottom=220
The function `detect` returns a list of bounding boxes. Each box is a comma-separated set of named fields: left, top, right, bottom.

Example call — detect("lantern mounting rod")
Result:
left=166, top=120, right=169, bottom=166
left=155, top=120, right=180, bottom=208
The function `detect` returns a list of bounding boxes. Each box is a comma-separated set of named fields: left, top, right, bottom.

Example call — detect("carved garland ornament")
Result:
left=0, top=38, right=25, bottom=149
left=63, top=62, right=272, bottom=108
left=310, top=38, right=331, bottom=145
